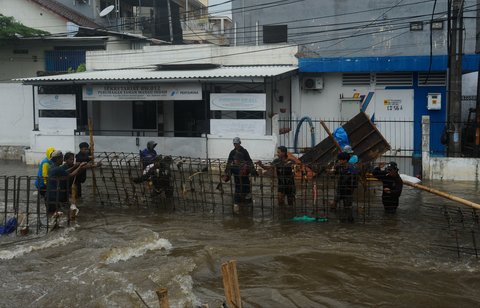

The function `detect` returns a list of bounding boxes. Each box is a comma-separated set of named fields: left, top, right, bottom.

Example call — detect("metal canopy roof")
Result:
left=18, top=66, right=298, bottom=85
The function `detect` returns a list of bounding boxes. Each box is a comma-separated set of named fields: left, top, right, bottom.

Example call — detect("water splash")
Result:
left=0, top=228, right=76, bottom=260
left=103, top=234, right=172, bottom=264
left=170, top=274, right=202, bottom=307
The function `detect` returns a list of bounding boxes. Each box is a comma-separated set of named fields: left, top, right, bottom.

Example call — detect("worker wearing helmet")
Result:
left=34, top=147, right=55, bottom=197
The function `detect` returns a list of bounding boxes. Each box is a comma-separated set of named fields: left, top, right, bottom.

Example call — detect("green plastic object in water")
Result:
left=290, top=215, right=328, bottom=222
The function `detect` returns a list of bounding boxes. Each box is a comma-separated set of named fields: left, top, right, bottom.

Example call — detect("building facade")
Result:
left=231, top=0, right=480, bottom=159
left=19, top=45, right=299, bottom=163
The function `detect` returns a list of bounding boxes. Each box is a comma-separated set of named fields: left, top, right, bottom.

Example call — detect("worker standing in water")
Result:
left=257, top=146, right=296, bottom=209
left=34, top=147, right=55, bottom=198
left=372, top=162, right=403, bottom=214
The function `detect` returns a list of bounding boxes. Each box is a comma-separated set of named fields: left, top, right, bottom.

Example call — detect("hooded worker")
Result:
left=140, top=140, right=158, bottom=169
left=34, top=147, right=55, bottom=196
left=372, top=161, right=403, bottom=214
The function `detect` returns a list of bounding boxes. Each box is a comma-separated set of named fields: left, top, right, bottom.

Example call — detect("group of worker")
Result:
left=222, top=138, right=403, bottom=218
left=35, top=138, right=403, bottom=220
left=34, top=142, right=94, bottom=219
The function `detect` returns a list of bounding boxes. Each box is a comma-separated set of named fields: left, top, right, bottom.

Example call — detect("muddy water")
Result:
left=1, top=160, right=480, bottom=307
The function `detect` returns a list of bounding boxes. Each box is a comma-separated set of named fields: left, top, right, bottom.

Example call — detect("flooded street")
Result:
left=1, top=160, right=480, bottom=307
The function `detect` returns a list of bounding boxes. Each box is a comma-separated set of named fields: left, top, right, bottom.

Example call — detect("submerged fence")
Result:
left=1, top=152, right=480, bottom=259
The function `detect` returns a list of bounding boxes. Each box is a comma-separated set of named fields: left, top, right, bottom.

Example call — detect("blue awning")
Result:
left=299, top=55, right=480, bottom=73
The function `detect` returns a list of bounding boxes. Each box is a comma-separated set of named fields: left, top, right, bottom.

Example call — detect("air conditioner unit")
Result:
left=303, top=77, right=323, bottom=90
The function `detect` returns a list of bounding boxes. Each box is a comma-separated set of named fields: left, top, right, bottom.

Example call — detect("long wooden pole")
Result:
left=156, top=288, right=170, bottom=308
left=403, top=181, right=480, bottom=210
left=221, top=260, right=242, bottom=308
left=88, top=118, right=97, bottom=198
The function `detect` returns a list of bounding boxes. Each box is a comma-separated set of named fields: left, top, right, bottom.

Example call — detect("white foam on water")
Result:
left=0, top=228, right=77, bottom=260
left=103, top=233, right=172, bottom=264
left=171, top=274, right=202, bottom=307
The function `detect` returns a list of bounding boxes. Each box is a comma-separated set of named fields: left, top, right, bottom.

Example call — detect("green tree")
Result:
left=0, top=14, right=49, bottom=39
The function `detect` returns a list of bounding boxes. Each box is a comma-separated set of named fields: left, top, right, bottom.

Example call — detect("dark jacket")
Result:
left=75, top=152, right=91, bottom=183
left=46, top=166, right=69, bottom=203
left=225, top=146, right=255, bottom=175
left=372, top=167, right=403, bottom=198
left=140, top=148, right=157, bottom=167
left=335, top=163, right=359, bottom=194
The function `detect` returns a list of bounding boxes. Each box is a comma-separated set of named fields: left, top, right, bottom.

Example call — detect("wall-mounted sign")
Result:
left=38, top=94, right=76, bottom=110
left=383, top=99, right=403, bottom=111
left=83, top=84, right=202, bottom=101
left=210, top=119, right=265, bottom=136
left=210, top=93, right=266, bottom=111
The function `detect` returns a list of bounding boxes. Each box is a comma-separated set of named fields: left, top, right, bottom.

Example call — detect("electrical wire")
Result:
left=3, top=1, right=478, bottom=68
left=12, top=0, right=441, bottom=39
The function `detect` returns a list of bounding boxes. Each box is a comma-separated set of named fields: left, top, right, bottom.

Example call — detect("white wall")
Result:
left=0, top=46, right=46, bottom=80
left=296, top=73, right=372, bottom=120
left=87, top=45, right=299, bottom=70
left=0, top=0, right=67, bottom=34
left=427, top=157, right=480, bottom=181
left=26, top=132, right=76, bottom=164
left=25, top=134, right=278, bottom=164
left=0, top=83, right=33, bottom=146
left=207, top=135, right=277, bottom=161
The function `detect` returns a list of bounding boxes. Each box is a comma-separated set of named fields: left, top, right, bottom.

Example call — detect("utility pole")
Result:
left=475, top=0, right=480, bottom=157
left=447, top=0, right=464, bottom=156
left=167, top=0, right=173, bottom=42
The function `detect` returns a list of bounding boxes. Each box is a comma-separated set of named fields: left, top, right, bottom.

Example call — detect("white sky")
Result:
left=208, top=0, right=232, bottom=17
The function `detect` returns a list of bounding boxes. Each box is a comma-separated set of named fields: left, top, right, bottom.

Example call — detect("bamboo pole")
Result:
left=156, top=288, right=169, bottom=308
left=88, top=118, right=97, bottom=198
left=221, top=260, right=242, bottom=308
left=403, top=181, right=480, bottom=210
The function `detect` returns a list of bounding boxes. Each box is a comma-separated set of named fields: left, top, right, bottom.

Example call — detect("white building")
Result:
left=18, top=44, right=299, bottom=163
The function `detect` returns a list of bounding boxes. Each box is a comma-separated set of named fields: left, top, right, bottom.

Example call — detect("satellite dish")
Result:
left=99, top=5, right=115, bottom=17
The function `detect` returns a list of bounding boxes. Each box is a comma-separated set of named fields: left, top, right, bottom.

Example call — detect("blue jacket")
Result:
left=140, top=148, right=157, bottom=167
left=34, top=157, right=52, bottom=189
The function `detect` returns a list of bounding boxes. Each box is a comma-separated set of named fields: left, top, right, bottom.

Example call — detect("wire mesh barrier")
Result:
left=1, top=152, right=480, bottom=259
left=93, top=152, right=379, bottom=221
left=278, top=117, right=418, bottom=175
left=419, top=203, right=480, bottom=258
left=0, top=175, right=82, bottom=237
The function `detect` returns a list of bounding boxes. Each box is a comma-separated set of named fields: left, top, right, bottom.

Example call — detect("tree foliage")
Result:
left=0, top=14, right=49, bottom=39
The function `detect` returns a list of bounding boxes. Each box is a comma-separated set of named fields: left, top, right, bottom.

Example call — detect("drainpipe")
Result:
left=32, top=86, right=37, bottom=131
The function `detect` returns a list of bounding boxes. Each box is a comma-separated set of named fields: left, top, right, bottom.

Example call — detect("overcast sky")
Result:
left=208, top=0, right=232, bottom=17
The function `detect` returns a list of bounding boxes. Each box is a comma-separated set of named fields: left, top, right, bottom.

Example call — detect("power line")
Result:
left=15, top=0, right=438, bottom=40
left=4, top=1, right=478, bottom=68
left=61, top=4, right=480, bottom=56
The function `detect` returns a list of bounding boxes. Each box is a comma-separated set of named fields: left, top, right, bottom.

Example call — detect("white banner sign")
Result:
left=38, top=94, right=76, bottom=110
left=210, top=119, right=265, bottom=136
left=83, top=84, right=202, bottom=101
left=38, top=118, right=76, bottom=135
left=210, top=93, right=266, bottom=111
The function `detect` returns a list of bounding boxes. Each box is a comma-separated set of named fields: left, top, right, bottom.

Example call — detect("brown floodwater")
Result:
left=1, top=160, right=480, bottom=307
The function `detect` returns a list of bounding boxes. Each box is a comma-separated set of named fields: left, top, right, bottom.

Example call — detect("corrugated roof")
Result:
left=18, top=66, right=298, bottom=84
left=31, top=0, right=100, bottom=28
